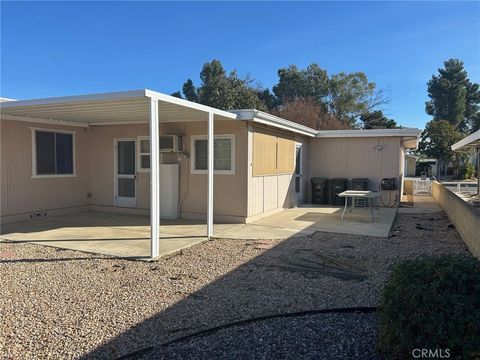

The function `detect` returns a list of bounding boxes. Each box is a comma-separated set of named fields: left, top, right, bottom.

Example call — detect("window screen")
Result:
left=194, top=137, right=233, bottom=172
left=35, top=131, right=74, bottom=175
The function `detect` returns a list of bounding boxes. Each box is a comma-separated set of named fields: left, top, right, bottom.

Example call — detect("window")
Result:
left=138, top=137, right=150, bottom=171
left=32, top=129, right=75, bottom=177
left=191, top=135, right=235, bottom=175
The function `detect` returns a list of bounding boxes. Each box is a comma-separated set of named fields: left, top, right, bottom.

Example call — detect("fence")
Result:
left=431, top=181, right=480, bottom=259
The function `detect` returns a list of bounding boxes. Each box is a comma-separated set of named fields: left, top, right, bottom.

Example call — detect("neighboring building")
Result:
left=417, top=158, right=438, bottom=178
left=404, top=153, right=417, bottom=177
left=452, top=129, right=480, bottom=194
left=0, top=90, right=421, bottom=256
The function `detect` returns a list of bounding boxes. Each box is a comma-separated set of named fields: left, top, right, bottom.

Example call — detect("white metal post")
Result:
left=150, top=98, right=160, bottom=258
left=207, top=112, right=214, bottom=238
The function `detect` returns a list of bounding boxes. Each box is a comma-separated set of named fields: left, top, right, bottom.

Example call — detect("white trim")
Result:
left=30, top=127, right=76, bottom=178
left=451, top=129, right=480, bottom=151
left=2, top=114, right=89, bottom=128
left=113, top=138, right=137, bottom=208
left=207, top=112, right=214, bottom=239
left=0, top=89, right=148, bottom=108
left=136, top=136, right=151, bottom=172
left=190, top=134, right=236, bottom=175
left=230, top=109, right=318, bottom=137
left=316, top=128, right=422, bottom=138
left=149, top=98, right=160, bottom=259
left=145, top=89, right=237, bottom=120
left=295, top=143, right=304, bottom=202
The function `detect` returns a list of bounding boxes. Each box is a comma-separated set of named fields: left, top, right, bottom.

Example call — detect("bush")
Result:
left=377, top=256, right=480, bottom=360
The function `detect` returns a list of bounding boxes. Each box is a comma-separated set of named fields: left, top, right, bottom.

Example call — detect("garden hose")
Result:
left=114, top=306, right=378, bottom=360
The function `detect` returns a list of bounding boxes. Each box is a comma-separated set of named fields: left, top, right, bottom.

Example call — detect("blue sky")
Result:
left=1, top=1, right=479, bottom=129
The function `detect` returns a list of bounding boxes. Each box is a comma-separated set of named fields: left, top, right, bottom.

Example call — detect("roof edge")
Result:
left=230, top=109, right=318, bottom=137
left=451, top=129, right=480, bottom=151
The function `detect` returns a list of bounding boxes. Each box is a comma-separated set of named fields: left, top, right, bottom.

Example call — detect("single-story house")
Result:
left=0, top=89, right=421, bottom=258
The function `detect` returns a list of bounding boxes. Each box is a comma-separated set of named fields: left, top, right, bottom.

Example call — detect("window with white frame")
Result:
left=191, top=135, right=235, bottom=174
left=137, top=137, right=150, bottom=171
left=32, top=129, right=75, bottom=176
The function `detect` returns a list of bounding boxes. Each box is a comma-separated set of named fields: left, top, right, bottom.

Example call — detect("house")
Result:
left=0, top=89, right=421, bottom=258
left=404, top=154, right=417, bottom=177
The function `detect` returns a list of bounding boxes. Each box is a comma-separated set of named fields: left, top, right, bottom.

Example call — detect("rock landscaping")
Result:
left=0, top=212, right=471, bottom=359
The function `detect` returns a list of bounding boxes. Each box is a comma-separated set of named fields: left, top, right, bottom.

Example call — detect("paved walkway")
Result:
left=398, top=195, right=442, bottom=214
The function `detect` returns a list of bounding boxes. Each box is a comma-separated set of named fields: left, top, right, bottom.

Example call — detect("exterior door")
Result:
left=295, top=144, right=303, bottom=202
left=115, top=139, right=136, bottom=207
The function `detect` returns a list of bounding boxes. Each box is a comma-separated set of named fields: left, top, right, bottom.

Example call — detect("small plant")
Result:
left=377, top=256, right=480, bottom=360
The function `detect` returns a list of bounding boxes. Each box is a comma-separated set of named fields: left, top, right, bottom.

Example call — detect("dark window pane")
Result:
left=118, top=141, right=135, bottom=174
left=195, top=139, right=208, bottom=170
left=55, top=133, right=73, bottom=174
left=36, top=131, right=55, bottom=174
left=141, top=154, right=150, bottom=169
left=118, top=178, right=135, bottom=197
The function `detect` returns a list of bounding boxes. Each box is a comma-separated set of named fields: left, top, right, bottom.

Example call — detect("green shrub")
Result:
left=377, top=256, right=480, bottom=360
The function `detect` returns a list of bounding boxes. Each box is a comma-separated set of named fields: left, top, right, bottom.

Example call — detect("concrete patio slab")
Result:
left=247, top=205, right=397, bottom=238
left=0, top=212, right=241, bottom=259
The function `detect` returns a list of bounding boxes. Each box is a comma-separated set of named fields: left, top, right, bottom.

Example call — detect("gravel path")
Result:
left=0, top=212, right=471, bottom=359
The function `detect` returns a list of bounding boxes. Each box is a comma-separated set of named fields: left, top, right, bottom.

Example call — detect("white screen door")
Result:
left=115, top=139, right=136, bottom=207
left=295, top=144, right=303, bottom=202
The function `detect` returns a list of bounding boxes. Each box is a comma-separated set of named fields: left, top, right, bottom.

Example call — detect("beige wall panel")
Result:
left=309, top=137, right=401, bottom=190
left=277, top=174, right=294, bottom=208
left=248, top=176, right=264, bottom=216
left=162, top=120, right=248, bottom=218
left=263, top=175, right=278, bottom=211
left=1, top=120, right=89, bottom=218
left=87, top=124, right=149, bottom=208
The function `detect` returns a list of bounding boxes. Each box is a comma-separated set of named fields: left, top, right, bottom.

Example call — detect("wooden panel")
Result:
left=277, top=135, right=295, bottom=174
left=252, top=127, right=277, bottom=176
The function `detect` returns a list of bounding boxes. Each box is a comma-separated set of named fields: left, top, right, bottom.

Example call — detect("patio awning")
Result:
left=1, top=89, right=232, bottom=259
left=0, top=89, right=237, bottom=126
left=451, top=130, right=480, bottom=151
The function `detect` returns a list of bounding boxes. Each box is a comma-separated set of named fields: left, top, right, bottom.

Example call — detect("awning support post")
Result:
left=150, top=98, right=160, bottom=258
left=207, top=112, right=214, bottom=238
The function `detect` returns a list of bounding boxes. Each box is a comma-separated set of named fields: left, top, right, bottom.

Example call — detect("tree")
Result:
left=360, top=110, right=398, bottom=129
left=425, top=59, right=480, bottom=132
left=327, top=72, right=387, bottom=127
left=170, top=91, right=183, bottom=98
left=272, top=97, right=350, bottom=130
left=182, top=79, right=198, bottom=102
left=272, top=64, right=329, bottom=107
left=175, top=60, right=268, bottom=110
left=418, top=120, right=463, bottom=178
left=256, top=88, right=278, bottom=111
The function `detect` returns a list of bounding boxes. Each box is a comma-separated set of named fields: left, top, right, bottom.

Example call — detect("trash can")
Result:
left=330, top=178, right=348, bottom=206
left=311, top=177, right=328, bottom=204
left=351, top=178, right=369, bottom=206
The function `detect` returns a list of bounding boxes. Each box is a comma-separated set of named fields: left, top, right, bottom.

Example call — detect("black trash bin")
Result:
left=311, top=177, right=328, bottom=204
left=351, top=178, right=369, bottom=206
left=330, top=178, right=348, bottom=206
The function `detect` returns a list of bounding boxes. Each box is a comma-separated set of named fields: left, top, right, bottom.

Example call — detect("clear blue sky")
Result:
left=1, top=1, right=479, bottom=129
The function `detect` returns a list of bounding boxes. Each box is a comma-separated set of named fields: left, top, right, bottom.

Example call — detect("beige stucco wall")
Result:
left=161, top=120, right=248, bottom=221
left=1, top=120, right=89, bottom=222
left=246, top=124, right=310, bottom=218
left=2, top=119, right=248, bottom=223
left=307, top=136, right=402, bottom=204
left=432, top=181, right=480, bottom=259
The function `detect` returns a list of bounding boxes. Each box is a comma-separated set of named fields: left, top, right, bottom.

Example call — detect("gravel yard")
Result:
left=0, top=212, right=472, bottom=359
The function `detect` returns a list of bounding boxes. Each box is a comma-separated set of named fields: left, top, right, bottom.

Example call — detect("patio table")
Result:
left=338, top=190, right=383, bottom=222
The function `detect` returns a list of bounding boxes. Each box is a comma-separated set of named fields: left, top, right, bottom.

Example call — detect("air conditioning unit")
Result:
left=159, top=135, right=183, bottom=153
